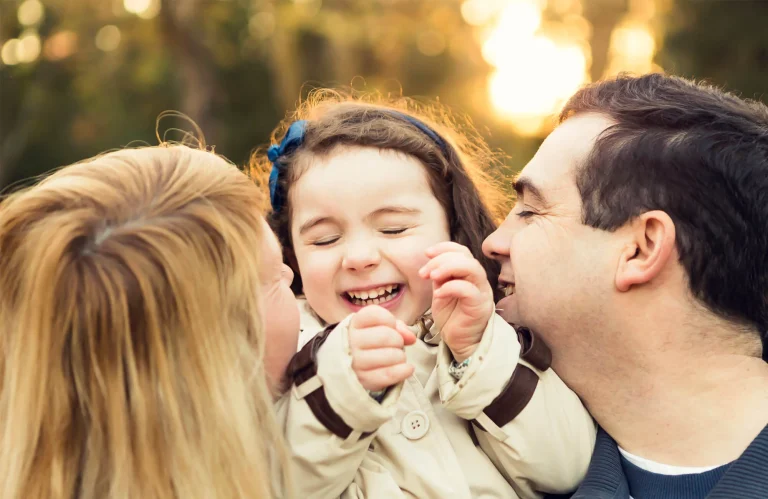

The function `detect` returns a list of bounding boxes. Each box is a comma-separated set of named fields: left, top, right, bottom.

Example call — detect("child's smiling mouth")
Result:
left=342, top=284, right=403, bottom=307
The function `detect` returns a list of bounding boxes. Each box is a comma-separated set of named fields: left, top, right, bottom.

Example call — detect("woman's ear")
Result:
left=615, top=211, right=676, bottom=292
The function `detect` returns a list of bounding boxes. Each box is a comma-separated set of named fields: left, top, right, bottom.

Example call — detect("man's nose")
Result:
left=482, top=224, right=512, bottom=261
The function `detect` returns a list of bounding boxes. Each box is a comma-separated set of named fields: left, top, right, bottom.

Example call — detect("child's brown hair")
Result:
left=250, top=89, right=509, bottom=299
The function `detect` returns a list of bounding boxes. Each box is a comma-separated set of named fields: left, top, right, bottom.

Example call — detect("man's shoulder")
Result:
left=564, top=424, right=768, bottom=499
left=709, top=423, right=768, bottom=497
left=565, top=427, right=627, bottom=499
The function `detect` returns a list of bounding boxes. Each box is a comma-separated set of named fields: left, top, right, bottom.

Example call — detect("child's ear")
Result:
left=615, top=211, right=676, bottom=292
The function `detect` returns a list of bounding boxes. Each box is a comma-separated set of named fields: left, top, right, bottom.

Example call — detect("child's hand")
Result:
left=349, top=305, right=417, bottom=393
left=419, top=242, right=494, bottom=363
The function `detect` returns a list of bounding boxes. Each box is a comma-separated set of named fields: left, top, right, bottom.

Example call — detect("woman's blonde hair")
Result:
left=0, top=145, right=288, bottom=499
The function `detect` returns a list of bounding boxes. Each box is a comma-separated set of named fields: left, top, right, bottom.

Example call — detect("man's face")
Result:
left=483, top=113, right=622, bottom=365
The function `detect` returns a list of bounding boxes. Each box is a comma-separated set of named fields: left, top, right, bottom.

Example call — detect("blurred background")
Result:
left=1, top=0, right=767, bottom=190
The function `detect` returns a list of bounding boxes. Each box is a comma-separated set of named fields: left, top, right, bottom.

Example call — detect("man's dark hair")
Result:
left=561, top=73, right=768, bottom=360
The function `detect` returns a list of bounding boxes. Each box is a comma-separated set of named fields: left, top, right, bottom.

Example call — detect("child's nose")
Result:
left=342, top=242, right=381, bottom=271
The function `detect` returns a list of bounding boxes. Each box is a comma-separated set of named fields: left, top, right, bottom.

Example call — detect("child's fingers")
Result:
left=357, top=363, right=415, bottom=393
left=350, top=305, right=397, bottom=330
left=349, top=325, right=406, bottom=350
left=433, top=279, right=482, bottom=301
left=395, top=319, right=417, bottom=345
left=352, top=348, right=408, bottom=371
left=420, top=252, right=487, bottom=288
left=419, top=252, right=471, bottom=279
left=424, top=241, right=473, bottom=259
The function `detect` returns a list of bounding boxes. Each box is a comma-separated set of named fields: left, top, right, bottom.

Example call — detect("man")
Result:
left=483, top=74, right=768, bottom=498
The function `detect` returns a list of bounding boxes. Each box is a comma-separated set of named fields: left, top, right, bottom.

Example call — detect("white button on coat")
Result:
left=401, top=410, right=430, bottom=440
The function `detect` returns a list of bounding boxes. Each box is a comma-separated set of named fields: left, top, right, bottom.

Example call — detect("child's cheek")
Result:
left=297, top=253, right=339, bottom=319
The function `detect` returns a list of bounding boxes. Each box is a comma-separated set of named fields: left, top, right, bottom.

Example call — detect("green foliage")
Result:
left=1, top=0, right=767, bottom=191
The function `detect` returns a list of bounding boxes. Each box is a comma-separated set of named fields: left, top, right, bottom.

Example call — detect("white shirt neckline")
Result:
left=618, top=446, right=726, bottom=476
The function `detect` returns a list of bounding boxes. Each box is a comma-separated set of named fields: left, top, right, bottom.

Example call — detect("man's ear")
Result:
left=615, top=211, right=676, bottom=292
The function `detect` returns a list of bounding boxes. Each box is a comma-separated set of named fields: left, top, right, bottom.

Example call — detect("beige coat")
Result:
left=277, top=300, right=596, bottom=498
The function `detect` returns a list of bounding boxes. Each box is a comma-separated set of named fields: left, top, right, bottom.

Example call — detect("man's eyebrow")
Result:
left=298, top=216, right=334, bottom=235
left=512, top=175, right=548, bottom=205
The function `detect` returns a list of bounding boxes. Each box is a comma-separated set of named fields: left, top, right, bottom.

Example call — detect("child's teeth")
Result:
left=347, top=285, right=402, bottom=306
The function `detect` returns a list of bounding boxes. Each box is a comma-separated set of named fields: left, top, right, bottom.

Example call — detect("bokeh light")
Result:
left=124, top=0, right=160, bottom=19
left=17, top=0, right=45, bottom=27
left=3, top=30, right=43, bottom=65
left=43, top=31, right=78, bottom=61
left=465, top=0, right=664, bottom=136
left=604, top=24, right=656, bottom=76
left=488, top=39, right=587, bottom=135
left=3, top=0, right=743, bottom=195
left=461, top=0, right=507, bottom=26
left=17, top=30, right=42, bottom=63
left=95, top=25, right=122, bottom=52
left=417, top=31, right=447, bottom=57
left=249, top=12, right=276, bottom=40
left=478, top=0, right=590, bottom=136
left=1, top=39, right=21, bottom=66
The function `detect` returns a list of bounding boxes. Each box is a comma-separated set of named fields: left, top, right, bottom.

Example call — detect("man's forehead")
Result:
left=518, top=113, right=612, bottom=195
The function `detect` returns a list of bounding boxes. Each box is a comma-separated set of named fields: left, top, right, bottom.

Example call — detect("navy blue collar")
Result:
left=571, top=424, right=768, bottom=499
left=621, top=453, right=729, bottom=498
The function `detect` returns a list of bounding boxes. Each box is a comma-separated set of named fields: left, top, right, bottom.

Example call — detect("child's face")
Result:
left=258, top=217, right=300, bottom=391
left=290, top=146, right=451, bottom=325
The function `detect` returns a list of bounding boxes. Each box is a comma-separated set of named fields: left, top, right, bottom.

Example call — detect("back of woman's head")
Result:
left=251, top=89, right=508, bottom=298
left=0, top=145, right=287, bottom=499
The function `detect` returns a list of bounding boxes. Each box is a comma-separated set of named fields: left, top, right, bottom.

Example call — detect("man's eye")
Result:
left=312, top=236, right=340, bottom=246
left=515, top=210, right=535, bottom=219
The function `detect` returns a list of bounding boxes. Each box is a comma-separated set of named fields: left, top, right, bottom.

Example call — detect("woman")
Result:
left=0, top=145, right=297, bottom=499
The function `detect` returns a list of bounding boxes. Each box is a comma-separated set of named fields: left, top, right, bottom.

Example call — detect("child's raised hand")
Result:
left=419, top=242, right=494, bottom=362
left=349, top=305, right=416, bottom=393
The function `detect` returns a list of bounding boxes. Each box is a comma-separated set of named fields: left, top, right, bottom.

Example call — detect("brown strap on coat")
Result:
left=517, top=326, right=552, bottom=371
left=473, top=326, right=552, bottom=431
left=287, top=324, right=372, bottom=440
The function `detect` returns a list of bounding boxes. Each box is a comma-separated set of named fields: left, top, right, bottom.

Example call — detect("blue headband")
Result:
left=268, top=113, right=450, bottom=212
left=395, top=113, right=451, bottom=158
left=268, top=120, right=307, bottom=211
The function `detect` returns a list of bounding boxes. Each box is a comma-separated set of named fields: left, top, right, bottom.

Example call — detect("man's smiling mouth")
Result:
left=499, top=281, right=515, bottom=297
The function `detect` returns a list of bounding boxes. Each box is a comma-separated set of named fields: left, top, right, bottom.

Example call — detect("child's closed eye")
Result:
left=310, top=235, right=341, bottom=246
left=380, top=227, right=409, bottom=235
